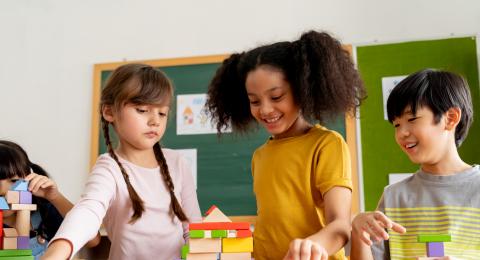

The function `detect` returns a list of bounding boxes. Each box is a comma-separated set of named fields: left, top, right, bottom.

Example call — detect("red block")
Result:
left=236, top=229, right=252, bottom=238
left=189, top=222, right=250, bottom=230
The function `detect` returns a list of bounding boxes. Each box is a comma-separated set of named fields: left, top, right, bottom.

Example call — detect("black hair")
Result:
left=206, top=30, right=366, bottom=133
left=387, top=68, right=473, bottom=147
left=0, top=140, right=59, bottom=240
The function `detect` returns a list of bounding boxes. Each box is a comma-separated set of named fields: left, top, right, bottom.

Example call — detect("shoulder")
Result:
left=383, top=174, right=416, bottom=196
left=161, top=148, right=188, bottom=166
left=90, top=153, right=123, bottom=180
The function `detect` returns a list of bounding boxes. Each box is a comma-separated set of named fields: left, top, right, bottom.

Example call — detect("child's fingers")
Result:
left=30, top=177, right=49, bottom=193
left=310, top=244, right=321, bottom=260
left=299, top=239, right=312, bottom=260
left=373, top=211, right=394, bottom=229
left=24, top=173, right=37, bottom=181
left=390, top=222, right=406, bottom=234
left=360, top=230, right=373, bottom=246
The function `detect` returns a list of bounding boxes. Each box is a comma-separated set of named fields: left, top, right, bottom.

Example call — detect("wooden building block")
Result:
left=17, top=236, right=30, bottom=249
left=10, top=204, right=37, bottom=211
left=204, top=230, right=212, bottom=238
left=211, top=230, right=227, bottom=238
left=189, top=238, right=222, bottom=253
left=426, top=242, right=444, bottom=257
left=235, top=230, right=252, bottom=238
left=3, top=237, right=18, bottom=249
left=6, top=191, right=20, bottom=204
left=11, top=180, right=28, bottom=191
left=417, top=234, right=451, bottom=243
left=186, top=253, right=219, bottom=260
left=190, top=222, right=249, bottom=231
left=190, top=230, right=205, bottom=238
left=0, top=249, right=33, bottom=257
left=181, top=244, right=189, bottom=259
left=204, top=206, right=232, bottom=223
left=222, top=237, right=253, bottom=253
left=19, top=191, right=32, bottom=204
left=0, top=210, right=3, bottom=237
left=220, top=252, right=251, bottom=260
left=227, top=230, right=236, bottom=238
left=0, top=197, right=9, bottom=210
left=4, top=228, right=18, bottom=237
left=15, top=210, right=31, bottom=236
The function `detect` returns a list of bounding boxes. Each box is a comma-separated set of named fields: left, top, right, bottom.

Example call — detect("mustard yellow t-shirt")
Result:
left=252, top=124, right=352, bottom=260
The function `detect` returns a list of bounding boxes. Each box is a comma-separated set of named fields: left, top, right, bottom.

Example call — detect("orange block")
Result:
left=236, top=230, right=252, bottom=238
left=190, top=222, right=249, bottom=231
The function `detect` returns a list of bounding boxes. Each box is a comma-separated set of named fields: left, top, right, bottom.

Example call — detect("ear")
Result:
left=444, top=107, right=461, bottom=131
left=102, top=105, right=115, bottom=123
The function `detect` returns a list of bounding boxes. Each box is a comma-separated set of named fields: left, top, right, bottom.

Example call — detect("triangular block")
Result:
left=11, top=180, right=29, bottom=191
left=203, top=205, right=231, bottom=223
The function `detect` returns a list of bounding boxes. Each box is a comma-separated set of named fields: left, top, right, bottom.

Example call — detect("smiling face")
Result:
left=245, top=66, right=310, bottom=139
left=393, top=106, right=452, bottom=166
left=103, top=103, right=169, bottom=155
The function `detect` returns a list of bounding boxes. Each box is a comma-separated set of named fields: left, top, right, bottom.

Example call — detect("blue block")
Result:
left=427, top=242, right=444, bottom=257
left=12, top=180, right=29, bottom=191
left=0, top=197, right=9, bottom=210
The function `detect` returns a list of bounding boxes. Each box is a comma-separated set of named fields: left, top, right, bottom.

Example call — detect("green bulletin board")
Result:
left=356, top=37, right=480, bottom=210
left=90, top=55, right=347, bottom=216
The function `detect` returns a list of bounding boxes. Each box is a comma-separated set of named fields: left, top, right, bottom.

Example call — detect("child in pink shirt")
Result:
left=43, top=64, right=201, bottom=259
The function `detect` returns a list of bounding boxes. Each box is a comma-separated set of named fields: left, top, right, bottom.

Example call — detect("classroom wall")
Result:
left=1, top=0, right=479, bottom=202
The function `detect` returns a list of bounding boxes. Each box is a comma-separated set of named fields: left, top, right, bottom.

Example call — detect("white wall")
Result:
left=1, top=0, right=479, bottom=202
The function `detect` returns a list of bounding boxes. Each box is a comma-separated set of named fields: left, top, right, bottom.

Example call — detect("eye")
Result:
left=249, top=100, right=260, bottom=106
left=136, top=108, right=147, bottom=113
left=159, top=112, right=167, bottom=117
left=393, top=123, right=400, bottom=128
left=408, top=117, right=417, bottom=122
left=271, top=94, right=284, bottom=101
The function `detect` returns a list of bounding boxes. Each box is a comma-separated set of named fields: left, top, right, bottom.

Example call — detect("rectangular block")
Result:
left=427, top=242, right=444, bottom=257
left=190, top=230, right=205, bottom=238
left=186, top=253, right=219, bottom=260
left=17, top=236, right=30, bottom=249
left=211, top=230, right=227, bottom=238
left=227, top=230, right=236, bottom=238
left=235, top=230, right=252, bottom=238
left=3, top=237, right=18, bottom=249
left=222, top=237, right=253, bottom=253
left=221, top=252, right=251, bottom=260
left=10, top=204, right=37, bottom=211
left=189, top=238, right=222, bottom=253
left=204, top=230, right=212, bottom=238
left=19, top=191, right=32, bottom=204
left=181, top=244, right=189, bottom=259
left=417, top=234, right=451, bottom=242
left=0, top=256, right=34, bottom=260
left=0, top=249, right=33, bottom=257
left=189, top=222, right=250, bottom=231
left=6, top=191, right=20, bottom=204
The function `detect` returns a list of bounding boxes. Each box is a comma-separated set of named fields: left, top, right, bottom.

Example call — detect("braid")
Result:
left=153, top=142, right=188, bottom=222
left=101, top=118, right=145, bottom=223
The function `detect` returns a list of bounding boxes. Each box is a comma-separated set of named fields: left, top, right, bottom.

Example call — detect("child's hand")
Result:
left=283, top=238, right=328, bottom=260
left=25, top=173, right=60, bottom=202
left=352, top=211, right=406, bottom=246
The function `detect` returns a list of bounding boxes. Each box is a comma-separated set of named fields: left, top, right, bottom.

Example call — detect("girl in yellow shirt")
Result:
left=206, top=30, right=366, bottom=260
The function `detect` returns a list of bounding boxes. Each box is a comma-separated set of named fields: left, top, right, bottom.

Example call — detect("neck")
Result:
left=116, top=144, right=158, bottom=168
left=272, top=116, right=312, bottom=139
left=421, top=145, right=471, bottom=175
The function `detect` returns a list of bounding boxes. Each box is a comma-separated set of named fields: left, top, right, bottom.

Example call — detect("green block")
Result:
left=211, top=230, right=227, bottom=238
left=0, top=250, right=32, bottom=257
left=417, top=234, right=451, bottom=243
left=189, top=230, right=205, bottom=238
left=181, top=244, right=189, bottom=259
left=0, top=256, right=34, bottom=260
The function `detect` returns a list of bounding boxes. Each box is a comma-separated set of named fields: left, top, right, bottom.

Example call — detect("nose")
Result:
left=396, top=125, right=410, bottom=139
left=259, top=101, right=274, bottom=117
left=148, top=113, right=161, bottom=126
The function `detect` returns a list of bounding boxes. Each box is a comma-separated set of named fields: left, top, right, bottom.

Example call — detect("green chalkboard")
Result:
left=356, top=37, right=480, bottom=211
left=91, top=55, right=346, bottom=216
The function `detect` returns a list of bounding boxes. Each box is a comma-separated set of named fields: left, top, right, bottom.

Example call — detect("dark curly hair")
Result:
left=206, top=30, right=366, bottom=133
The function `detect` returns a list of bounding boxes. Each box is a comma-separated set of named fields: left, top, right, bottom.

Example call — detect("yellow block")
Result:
left=222, top=237, right=253, bottom=253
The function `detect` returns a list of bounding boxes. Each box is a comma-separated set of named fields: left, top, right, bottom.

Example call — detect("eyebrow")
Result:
left=247, top=86, right=283, bottom=96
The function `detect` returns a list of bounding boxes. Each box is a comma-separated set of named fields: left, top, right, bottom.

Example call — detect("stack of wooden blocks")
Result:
left=181, top=206, right=253, bottom=260
left=0, top=180, right=36, bottom=259
left=417, top=234, right=451, bottom=259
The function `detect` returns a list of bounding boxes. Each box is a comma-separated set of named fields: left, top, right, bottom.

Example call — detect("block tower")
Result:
left=417, top=234, right=451, bottom=258
left=0, top=180, right=36, bottom=259
left=181, top=205, right=253, bottom=260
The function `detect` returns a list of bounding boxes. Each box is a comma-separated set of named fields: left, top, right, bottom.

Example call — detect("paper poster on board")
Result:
left=382, top=76, right=407, bottom=120
left=176, top=94, right=231, bottom=135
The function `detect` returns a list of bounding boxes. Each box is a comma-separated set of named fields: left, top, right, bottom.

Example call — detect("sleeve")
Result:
left=178, top=155, right=202, bottom=240
left=315, top=132, right=353, bottom=196
left=49, top=157, right=116, bottom=257
left=371, top=193, right=390, bottom=260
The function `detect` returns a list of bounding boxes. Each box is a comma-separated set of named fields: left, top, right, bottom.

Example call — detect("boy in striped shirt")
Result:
left=351, top=69, right=479, bottom=260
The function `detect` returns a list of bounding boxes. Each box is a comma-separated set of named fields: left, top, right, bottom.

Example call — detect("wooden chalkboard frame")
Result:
left=90, top=53, right=360, bottom=222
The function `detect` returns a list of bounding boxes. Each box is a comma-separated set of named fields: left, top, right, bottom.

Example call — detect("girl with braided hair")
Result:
left=206, top=30, right=366, bottom=260
left=43, top=63, right=201, bottom=259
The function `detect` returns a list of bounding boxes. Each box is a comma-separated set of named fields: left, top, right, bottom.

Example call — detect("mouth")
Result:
left=263, top=115, right=281, bottom=124
left=404, top=143, right=417, bottom=149
left=145, top=131, right=159, bottom=138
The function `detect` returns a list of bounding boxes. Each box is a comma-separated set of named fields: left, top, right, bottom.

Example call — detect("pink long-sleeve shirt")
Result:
left=52, top=149, right=202, bottom=260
